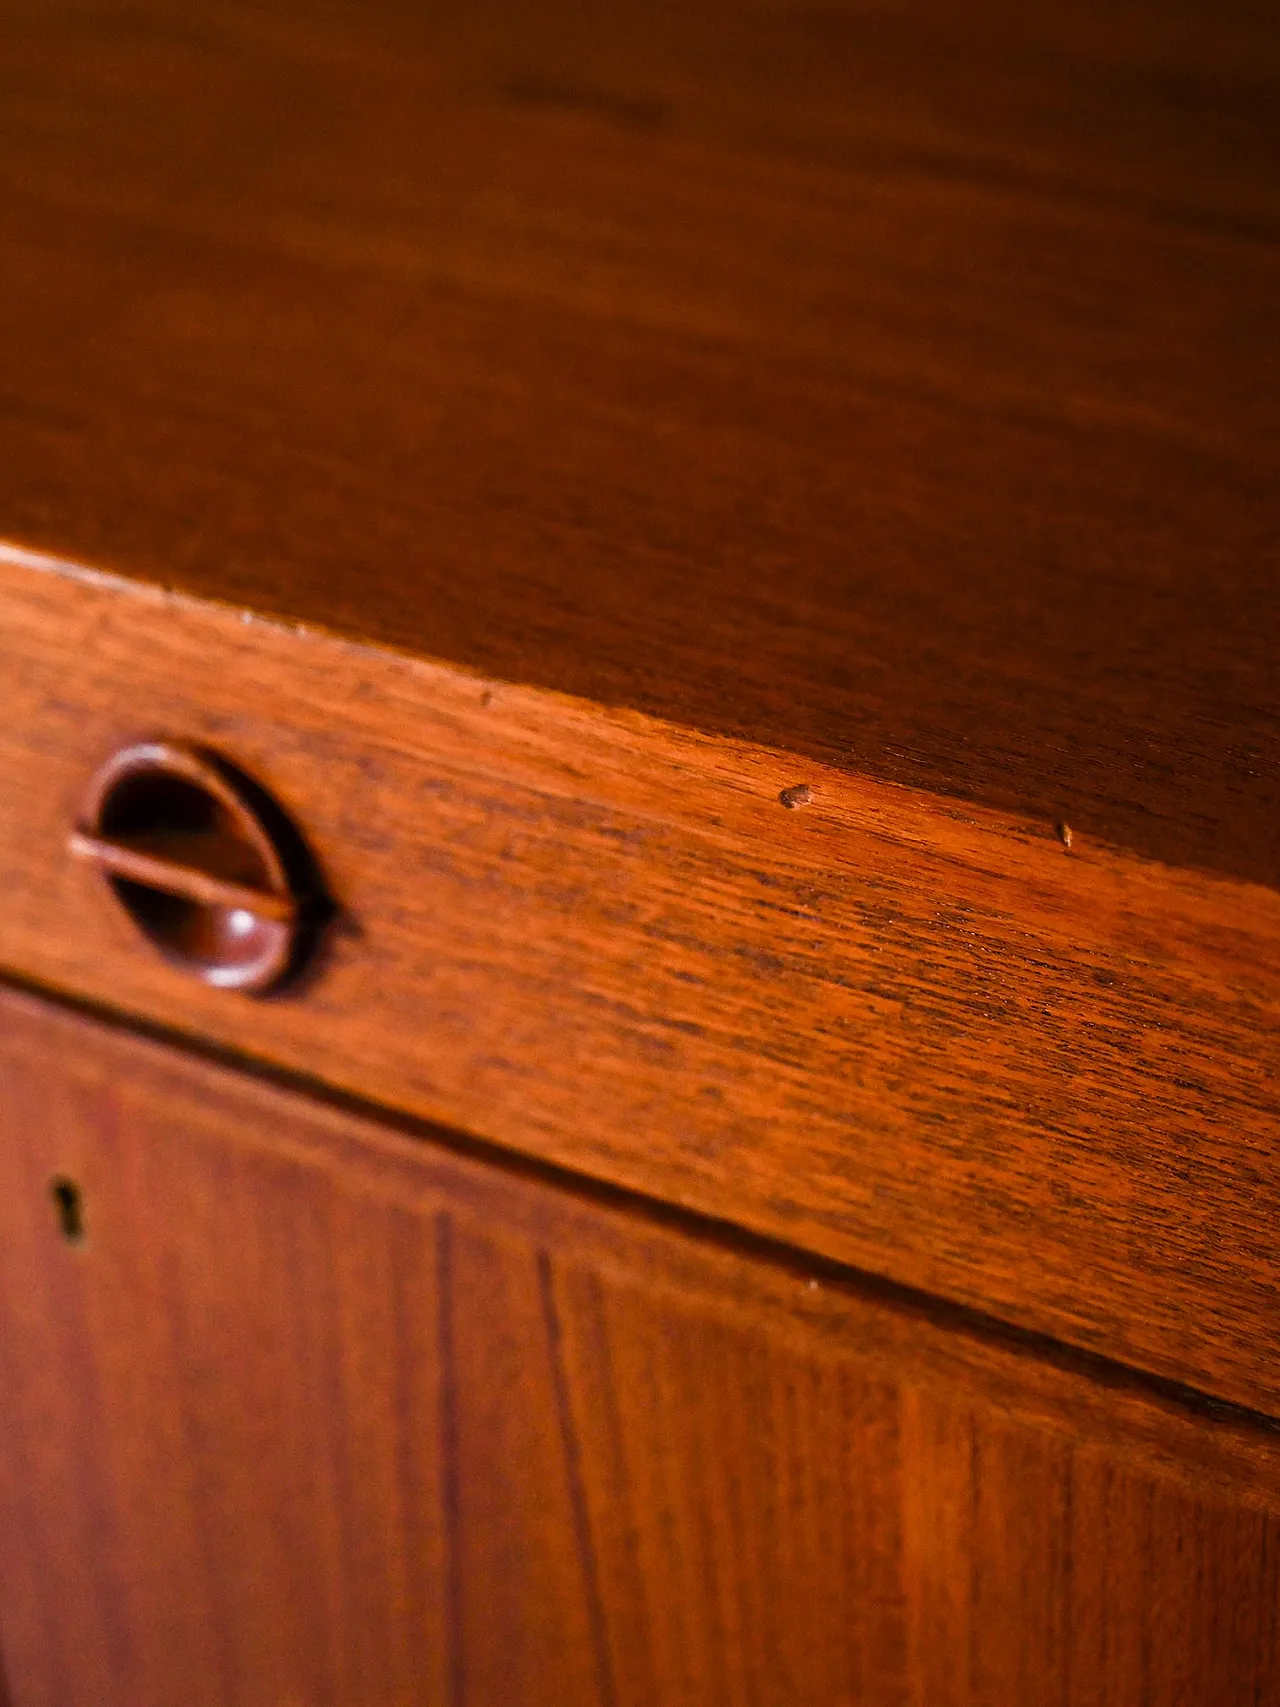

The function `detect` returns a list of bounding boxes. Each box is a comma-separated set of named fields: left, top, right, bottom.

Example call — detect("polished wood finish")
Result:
left=0, top=982, right=1278, bottom=1707
left=2, top=552, right=1278, bottom=1414
left=2, top=0, right=1278, bottom=1406
left=0, top=0, right=1277, bottom=890
left=2, top=4, right=1277, bottom=1696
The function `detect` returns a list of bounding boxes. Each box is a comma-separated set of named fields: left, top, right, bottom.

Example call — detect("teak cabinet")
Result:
left=1, top=0, right=1278, bottom=1701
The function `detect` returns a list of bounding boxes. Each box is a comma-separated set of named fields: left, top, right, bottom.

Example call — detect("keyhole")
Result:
left=50, top=1177, right=85, bottom=1244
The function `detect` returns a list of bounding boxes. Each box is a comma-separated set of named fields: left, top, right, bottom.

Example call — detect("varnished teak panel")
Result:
left=0, top=985, right=1277, bottom=1707
left=1, top=3, right=1278, bottom=1698
left=0, top=0, right=1277, bottom=886
left=1, top=553, right=1277, bottom=1416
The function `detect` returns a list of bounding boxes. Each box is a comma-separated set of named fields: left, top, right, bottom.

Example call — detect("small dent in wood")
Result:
left=779, top=784, right=815, bottom=810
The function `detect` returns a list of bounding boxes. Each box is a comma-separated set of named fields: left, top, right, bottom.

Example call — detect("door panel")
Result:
left=0, top=984, right=1276, bottom=1706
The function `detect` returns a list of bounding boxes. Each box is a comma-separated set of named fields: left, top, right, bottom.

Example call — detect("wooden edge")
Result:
left=9, top=535, right=1280, bottom=903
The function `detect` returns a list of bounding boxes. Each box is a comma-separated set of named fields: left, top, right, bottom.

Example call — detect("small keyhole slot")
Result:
left=51, top=1177, right=85, bottom=1244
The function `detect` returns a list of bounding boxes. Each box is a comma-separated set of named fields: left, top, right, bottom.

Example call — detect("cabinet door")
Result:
left=0, top=983, right=1277, bottom=1707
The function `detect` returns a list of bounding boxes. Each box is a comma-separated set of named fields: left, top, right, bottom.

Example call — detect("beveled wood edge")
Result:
left=5, top=536, right=1276, bottom=910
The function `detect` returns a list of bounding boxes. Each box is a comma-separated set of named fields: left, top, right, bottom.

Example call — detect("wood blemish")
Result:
left=50, top=1176, right=85, bottom=1244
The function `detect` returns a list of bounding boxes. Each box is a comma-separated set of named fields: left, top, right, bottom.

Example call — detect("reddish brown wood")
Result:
left=0, top=0, right=1277, bottom=889
left=0, top=982, right=1277, bottom=1707
left=1, top=553, right=1277, bottom=1413
left=1, top=0, right=1278, bottom=1407
left=1, top=6, right=1276, bottom=1696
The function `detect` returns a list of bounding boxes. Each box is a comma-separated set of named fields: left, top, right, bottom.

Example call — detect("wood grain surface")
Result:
left=1, top=981, right=1278, bottom=1707
left=0, top=0, right=1277, bottom=887
left=2, top=550, right=1279, bottom=1414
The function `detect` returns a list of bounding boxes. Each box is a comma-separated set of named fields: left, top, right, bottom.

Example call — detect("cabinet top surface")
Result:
left=2, top=0, right=1278, bottom=886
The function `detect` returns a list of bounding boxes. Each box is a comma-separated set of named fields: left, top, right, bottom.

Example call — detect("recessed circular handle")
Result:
left=70, top=741, right=320, bottom=994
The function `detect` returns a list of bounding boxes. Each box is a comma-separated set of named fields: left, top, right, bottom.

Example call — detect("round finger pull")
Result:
left=69, top=741, right=324, bottom=994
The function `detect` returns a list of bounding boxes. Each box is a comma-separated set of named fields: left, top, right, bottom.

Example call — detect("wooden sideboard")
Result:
left=0, top=0, right=1277, bottom=1701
